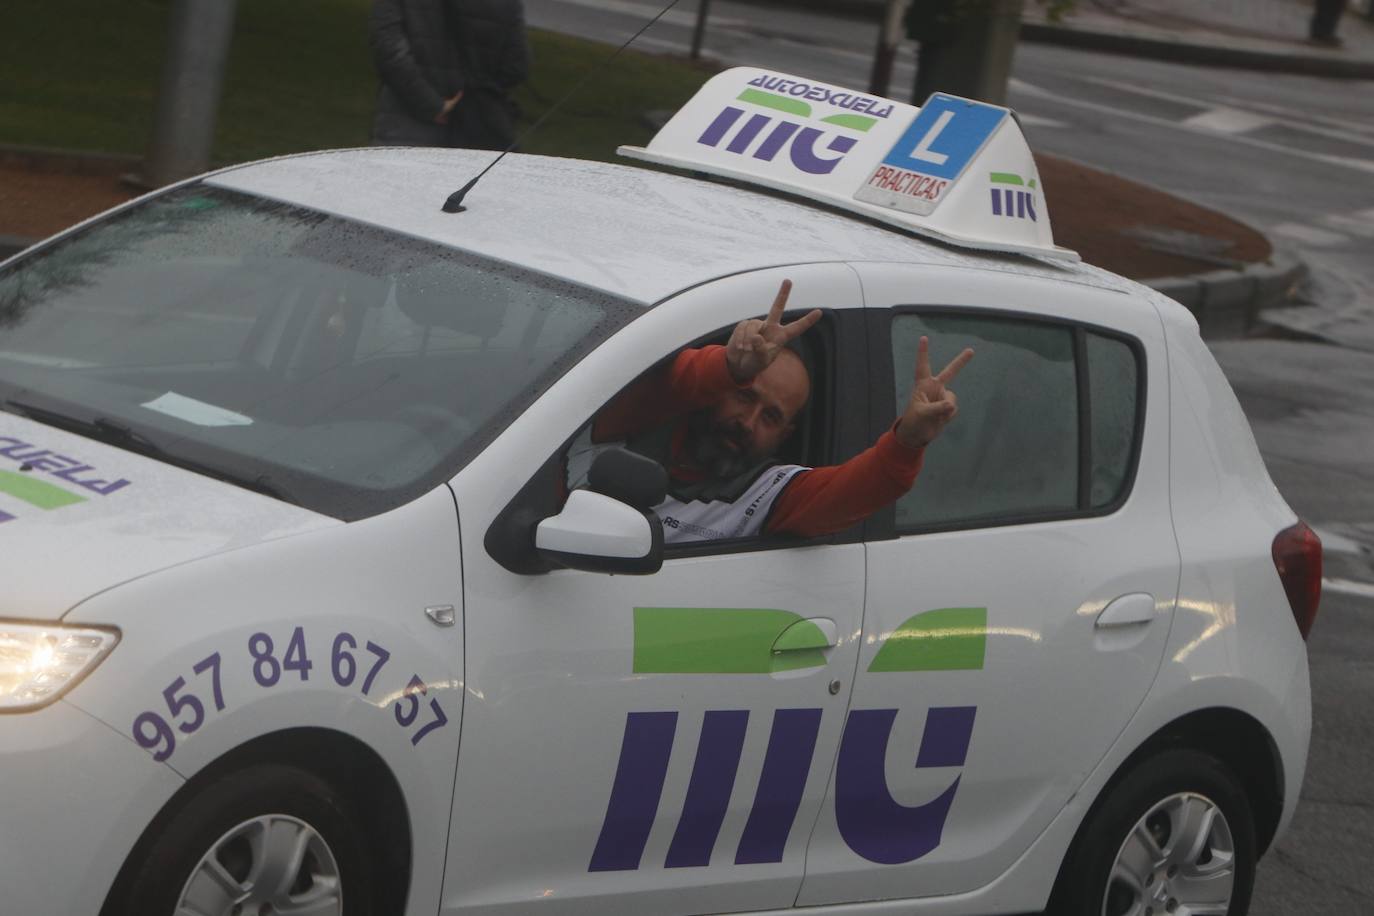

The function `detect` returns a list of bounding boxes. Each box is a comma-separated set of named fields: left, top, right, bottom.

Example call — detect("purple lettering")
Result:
left=835, top=707, right=976, bottom=865
left=726, top=113, right=771, bottom=154
left=590, top=712, right=678, bottom=872
left=0, top=437, right=33, bottom=458
left=991, top=188, right=1003, bottom=216
left=698, top=106, right=745, bottom=148
left=735, top=708, right=822, bottom=864
left=754, top=121, right=799, bottom=162
left=665, top=710, right=749, bottom=868
left=789, top=129, right=856, bottom=175
left=72, top=476, right=131, bottom=496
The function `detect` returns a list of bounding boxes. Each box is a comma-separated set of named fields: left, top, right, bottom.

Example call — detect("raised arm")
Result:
left=766, top=335, right=973, bottom=538
left=592, top=280, right=822, bottom=443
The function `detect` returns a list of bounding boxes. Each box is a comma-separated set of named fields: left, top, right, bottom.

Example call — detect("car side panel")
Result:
left=62, top=485, right=465, bottom=916
left=1158, top=315, right=1310, bottom=838
left=799, top=264, right=1179, bottom=906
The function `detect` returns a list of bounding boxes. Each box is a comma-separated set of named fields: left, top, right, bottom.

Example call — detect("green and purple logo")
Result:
left=0, top=435, right=131, bottom=524
left=591, top=606, right=986, bottom=871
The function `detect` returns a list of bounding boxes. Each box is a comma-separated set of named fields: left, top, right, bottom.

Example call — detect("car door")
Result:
left=440, top=264, right=870, bottom=915
left=799, top=263, right=1179, bottom=905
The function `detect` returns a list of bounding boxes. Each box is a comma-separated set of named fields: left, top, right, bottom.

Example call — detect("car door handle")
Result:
left=1094, top=593, right=1158, bottom=629
left=772, top=617, right=838, bottom=653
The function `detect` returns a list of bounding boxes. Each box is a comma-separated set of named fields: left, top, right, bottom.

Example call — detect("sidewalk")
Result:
left=765, top=0, right=1374, bottom=78
left=1020, top=0, right=1374, bottom=79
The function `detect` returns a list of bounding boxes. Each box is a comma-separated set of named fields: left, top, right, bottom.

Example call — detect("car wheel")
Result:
left=1048, top=749, right=1256, bottom=916
left=110, top=763, right=374, bottom=916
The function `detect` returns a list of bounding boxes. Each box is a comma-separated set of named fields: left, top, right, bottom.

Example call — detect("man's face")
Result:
left=686, top=352, right=811, bottom=480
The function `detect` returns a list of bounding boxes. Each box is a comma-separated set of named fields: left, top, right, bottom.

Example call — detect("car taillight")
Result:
left=1272, top=521, right=1322, bottom=640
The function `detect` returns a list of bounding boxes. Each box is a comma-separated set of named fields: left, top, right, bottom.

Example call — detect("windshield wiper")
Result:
left=2, top=398, right=301, bottom=507
left=4, top=399, right=169, bottom=459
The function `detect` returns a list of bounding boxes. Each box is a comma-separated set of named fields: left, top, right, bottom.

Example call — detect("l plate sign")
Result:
left=855, top=94, right=1007, bottom=216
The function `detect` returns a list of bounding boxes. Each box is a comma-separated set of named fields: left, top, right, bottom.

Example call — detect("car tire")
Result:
left=108, top=763, right=375, bottom=916
left=1047, top=748, right=1256, bottom=916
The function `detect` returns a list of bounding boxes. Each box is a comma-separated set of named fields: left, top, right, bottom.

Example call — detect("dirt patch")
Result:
left=0, top=163, right=139, bottom=240
left=1036, top=152, right=1272, bottom=279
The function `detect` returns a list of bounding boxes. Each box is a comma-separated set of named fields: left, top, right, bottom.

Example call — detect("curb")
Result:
left=713, top=0, right=1374, bottom=79
left=1019, top=22, right=1374, bottom=80
left=1146, top=248, right=1308, bottom=340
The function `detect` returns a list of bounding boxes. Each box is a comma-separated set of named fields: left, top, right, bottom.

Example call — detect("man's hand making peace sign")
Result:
left=724, top=279, right=823, bottom=384
left=724, top=279, right=973, bottom=452
left=895, top=335, right=974, bottom=451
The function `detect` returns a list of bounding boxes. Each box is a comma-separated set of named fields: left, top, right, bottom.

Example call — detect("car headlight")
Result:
left=0, top=621, right=119, bottom=712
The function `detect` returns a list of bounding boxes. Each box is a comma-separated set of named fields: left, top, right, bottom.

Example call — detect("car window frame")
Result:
left=657, top=306, right=871, bottom=559
left=862, top=304, right=1148, bottom=542
left=485, top=306, right=873, bottom=573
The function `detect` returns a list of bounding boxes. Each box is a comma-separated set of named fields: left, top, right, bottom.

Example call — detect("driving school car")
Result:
left=0, top=69, right=1319, bottom=916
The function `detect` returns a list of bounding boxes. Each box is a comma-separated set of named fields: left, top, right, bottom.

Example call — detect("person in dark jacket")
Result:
left=368, top=0, right=530, bottom=150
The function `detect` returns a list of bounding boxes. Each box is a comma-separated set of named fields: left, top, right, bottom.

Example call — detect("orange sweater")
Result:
left=593, top=346, right=924, bottom=538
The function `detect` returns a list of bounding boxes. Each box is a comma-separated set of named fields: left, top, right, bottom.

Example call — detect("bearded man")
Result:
left=568, top=280, right=973, bottom=544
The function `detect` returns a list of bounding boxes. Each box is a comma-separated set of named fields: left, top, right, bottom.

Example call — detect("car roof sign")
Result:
left=618, top=67, right=1079, bottom=262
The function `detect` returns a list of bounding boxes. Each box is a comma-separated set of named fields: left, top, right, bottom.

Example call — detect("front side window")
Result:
left=890, top=312, right=1142, bottom=533
left=0, top=186, right=638, bottom=519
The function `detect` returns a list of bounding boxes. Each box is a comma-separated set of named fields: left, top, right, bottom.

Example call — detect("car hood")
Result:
left=0, top=416, right=338, bottom=620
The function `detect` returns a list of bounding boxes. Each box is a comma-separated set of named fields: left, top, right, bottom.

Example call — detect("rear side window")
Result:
left=890, top=312, right=1143, bottom=533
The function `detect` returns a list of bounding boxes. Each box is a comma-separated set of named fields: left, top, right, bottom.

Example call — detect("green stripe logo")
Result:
left=990, top=171, right=1037, bottom=190
left=868, top=607, right=987, bottom=673
left=735, top=90, right=878, bottom=133
left=633, top=607, right=827, bottom=674
left=0, top=469, right=86, bottom=510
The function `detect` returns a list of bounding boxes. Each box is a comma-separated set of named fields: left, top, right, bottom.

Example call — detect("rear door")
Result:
left=799, top=263, right=1179, bottom=904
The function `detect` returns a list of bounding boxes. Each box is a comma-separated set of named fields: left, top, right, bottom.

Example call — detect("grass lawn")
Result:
left=0, top=0, right=717, bottom=165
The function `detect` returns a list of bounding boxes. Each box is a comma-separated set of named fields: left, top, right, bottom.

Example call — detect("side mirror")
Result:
left=587, top=447, right=668, bottom=510
left=536, top=490, right=664, bottom=575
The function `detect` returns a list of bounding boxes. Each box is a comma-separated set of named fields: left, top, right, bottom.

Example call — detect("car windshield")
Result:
left=0, top=185, right=639, bottom=519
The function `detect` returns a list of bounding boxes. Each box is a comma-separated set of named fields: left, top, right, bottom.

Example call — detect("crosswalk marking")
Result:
left=1271, top=222, right=1350, bottom=246
left=1321, top=208, right=1374, bottom=239
left=1181, top=107, right=1276, bottom=135
left=1324, top=577, right=1374, bottom=600
left=1016, top=113, right=1068, bottom=129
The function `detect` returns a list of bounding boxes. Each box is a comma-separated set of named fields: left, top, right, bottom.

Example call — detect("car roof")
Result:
left=207, top=147, right=1144, bottom=306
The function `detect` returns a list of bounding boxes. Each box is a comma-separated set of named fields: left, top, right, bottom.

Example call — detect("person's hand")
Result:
left=895, top=336, right=974, bottom=450
left=434, top=91, right=463, bottom=125
left=725, top=280, right=823, bottom=383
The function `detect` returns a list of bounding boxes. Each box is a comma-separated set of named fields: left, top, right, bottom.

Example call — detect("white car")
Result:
left=0, top=69, right=1319, bottom=916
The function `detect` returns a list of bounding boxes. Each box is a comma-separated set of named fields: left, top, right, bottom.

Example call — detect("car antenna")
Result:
left=442, top=0, right=687, bottom=213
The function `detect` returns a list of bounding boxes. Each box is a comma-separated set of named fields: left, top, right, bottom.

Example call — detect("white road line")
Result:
left=1323, top=577, right=1374, bottom=600
left=1271, top=222, right=1352, bottom=246
left=1017, top=113, right=1068, bottom=129
left=1214, top=94, right=1374, bottom=141
left=1321, top=208, right=1374, bottom=239
left=1074, top=75, right=1374, bottom=150
left=1006, top=78, right=1374, bottom=178
left=1312, top=526, right=1369, bottom=555
left=1180, top=107, right=1276, bottom=135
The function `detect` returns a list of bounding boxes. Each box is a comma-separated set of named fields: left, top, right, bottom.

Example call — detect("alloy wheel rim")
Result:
left=175, top=813, right=342, bottom=916
left=1101, top=791, right=1236, bottom=916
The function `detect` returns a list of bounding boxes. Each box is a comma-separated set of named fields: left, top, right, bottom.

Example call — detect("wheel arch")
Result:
left=1075, top=706, right=1285, bottom=864
left=99, top=726, right=412, bottom=916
